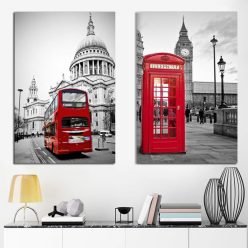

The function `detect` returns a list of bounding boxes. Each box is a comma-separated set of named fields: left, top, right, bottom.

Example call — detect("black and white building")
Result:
left=49, top=13, right=115, bottom=132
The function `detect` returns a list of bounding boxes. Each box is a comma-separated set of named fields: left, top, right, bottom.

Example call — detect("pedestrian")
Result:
left=101, top=133, right=106, bottom=148
left=199, top=108, right=204, bottom=124
left=185, top=107, right=190, bottom=123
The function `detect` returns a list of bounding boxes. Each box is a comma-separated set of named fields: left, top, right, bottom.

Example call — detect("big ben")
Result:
left=174, top=17, right=193, bottom=107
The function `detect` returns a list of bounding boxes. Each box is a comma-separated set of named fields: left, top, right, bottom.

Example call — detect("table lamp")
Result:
left=9, top=175, right=42, bottom=224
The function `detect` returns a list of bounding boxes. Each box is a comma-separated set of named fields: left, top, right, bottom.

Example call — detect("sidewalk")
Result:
left=136, top=118, right=237, bottom=164
left=14, top=138, right=39, bottom=164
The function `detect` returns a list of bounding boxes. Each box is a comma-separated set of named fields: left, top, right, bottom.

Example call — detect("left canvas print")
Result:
left=14, top=12, right=115, bottom=164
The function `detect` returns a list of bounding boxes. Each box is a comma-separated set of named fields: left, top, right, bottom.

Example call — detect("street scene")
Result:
left=15, top=135, right=115, bottom=164
left=136, top=12, right=237, bottom=164
left=137, top=116, right=237, bottom=164
left=14, top=12, right=115, bottom=164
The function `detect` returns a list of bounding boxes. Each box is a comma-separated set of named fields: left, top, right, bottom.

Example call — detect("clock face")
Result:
left=180, top=48, right=190, bottom=57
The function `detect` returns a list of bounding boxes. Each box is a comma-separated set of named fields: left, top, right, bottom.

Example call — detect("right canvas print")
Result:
left=136, top=12, right=237, bottom=164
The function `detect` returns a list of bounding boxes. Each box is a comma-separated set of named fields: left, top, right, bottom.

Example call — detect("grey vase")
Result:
left=204, top=178, right=222, bottom=225
left=218, top=167, right=245, bottom=223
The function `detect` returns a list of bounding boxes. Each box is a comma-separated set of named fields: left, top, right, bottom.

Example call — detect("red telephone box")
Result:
left=141, top=53, right=185, bottom=153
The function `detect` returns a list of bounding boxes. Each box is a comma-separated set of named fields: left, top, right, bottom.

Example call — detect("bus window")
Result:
left=51, top=123, right=56, bottom=136
left=45, top=123, right=56, bottom=136
left=62, top=91, right=86, bottom=108
left=62, top=117, right=88, bottom=128
left=54, top=95, right=58, bottom=110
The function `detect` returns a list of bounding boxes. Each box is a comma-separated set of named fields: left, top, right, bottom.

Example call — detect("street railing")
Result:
left=214, top=108, right=237, bottom=138
left=224, top=108, right=237, bottom=125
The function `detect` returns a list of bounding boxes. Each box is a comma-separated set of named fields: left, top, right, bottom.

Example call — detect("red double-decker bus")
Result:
left=44, top=88, right=92, bottom=155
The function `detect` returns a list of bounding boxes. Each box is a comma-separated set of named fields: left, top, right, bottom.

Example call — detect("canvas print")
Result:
left=136, top=12, right=237, bottom=164
left=14, top=12, right=115, bottom=164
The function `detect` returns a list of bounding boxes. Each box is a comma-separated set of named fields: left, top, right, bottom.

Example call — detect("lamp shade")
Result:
left=210, top=35, right=218, bottom=46
left=9, top=175, right=42, bottom=203
left=217, top=56, right=226, bottom=72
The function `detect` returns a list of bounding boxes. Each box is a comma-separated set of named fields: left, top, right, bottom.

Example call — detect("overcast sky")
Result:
left=137, top=12, right=237, bottom=83
left=14, top=12, right=115, bottom=115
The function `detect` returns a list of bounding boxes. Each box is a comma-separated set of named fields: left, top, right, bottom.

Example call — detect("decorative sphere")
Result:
left=117, top=207, right=131, bottom=214
left=57, top=201, right=68, bottom=214
left=67, top=199, right=84, bottom=217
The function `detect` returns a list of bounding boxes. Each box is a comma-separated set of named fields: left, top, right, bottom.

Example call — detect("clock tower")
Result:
left=174, top=17, right=193, bottom=107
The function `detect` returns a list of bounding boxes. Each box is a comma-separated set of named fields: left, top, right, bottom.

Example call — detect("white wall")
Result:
left=0, top=0, right=248, bottom=248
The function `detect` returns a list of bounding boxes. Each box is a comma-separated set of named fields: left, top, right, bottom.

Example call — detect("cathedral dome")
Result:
left=76, top=34, right=107, bottom=52
left=70, top=13, right=115, bottom=79
left=74, top=13, right=109, bottom=57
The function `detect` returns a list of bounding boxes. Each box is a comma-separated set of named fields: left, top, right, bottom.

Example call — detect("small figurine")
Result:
left=48, top=206, right=65, bottom=218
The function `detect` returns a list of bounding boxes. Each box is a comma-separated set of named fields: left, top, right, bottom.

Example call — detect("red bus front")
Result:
left=44, top=88, right=92, bottom=155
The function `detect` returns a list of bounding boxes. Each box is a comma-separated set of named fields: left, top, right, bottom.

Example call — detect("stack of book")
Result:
left=137, top=193, right=162, bottom=225
left=159, top=203, right=201, bottom=225
left=42, top=214, right=86, bottom=226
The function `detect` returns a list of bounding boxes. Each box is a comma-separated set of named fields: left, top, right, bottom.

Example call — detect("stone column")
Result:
left=87, top=61, right=90, bottom=75
left=79, top=63, right=81, bottom=77
left=102, top=61, right=104, bottom=75
left=97, top=60, right=99, bottom=74
left=104, top=62, right=106, bottom=75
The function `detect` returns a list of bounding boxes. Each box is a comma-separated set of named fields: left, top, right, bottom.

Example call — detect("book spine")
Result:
left=160, top=204, right=201, bottom=209
left=152, top=194, right=162, bottom=225
left=159, top=209, right=201, bottom=213
left=42, top=221, right=85, bottom=226
left=147, top=194, right=158, bottom=225
left=159, top=213, right=201, bottom=218
left=159, top=221, right=201, bottom=225
left=159, top=218, right=201, bottom=222
left=137, top=194, right=154, bottom=225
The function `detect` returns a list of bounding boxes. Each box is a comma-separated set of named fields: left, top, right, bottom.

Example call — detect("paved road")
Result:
left=14, top=135, right=115, bottom=164
left=137, top=116, right=237, bottom=164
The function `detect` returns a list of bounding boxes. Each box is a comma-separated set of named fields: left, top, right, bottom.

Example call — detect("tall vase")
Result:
left=218, top=167, right=245, bottom=223
left=204, top=178, right=222, bottom=225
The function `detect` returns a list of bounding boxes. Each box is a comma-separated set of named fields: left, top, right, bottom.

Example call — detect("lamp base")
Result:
left=14, top=205, right=40, bottom=225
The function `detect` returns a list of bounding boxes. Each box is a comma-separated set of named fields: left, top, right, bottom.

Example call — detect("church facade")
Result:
left=49, top=14, right=115, bottom=132
left=23, top=77, right=49, bottom=136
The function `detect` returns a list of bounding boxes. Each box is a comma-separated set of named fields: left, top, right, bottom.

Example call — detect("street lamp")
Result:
left=17, top=89, right=23, bottom=138
left=217, top=56, right=227, bottom=109
left=210, top=35, right=218, bottom=108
